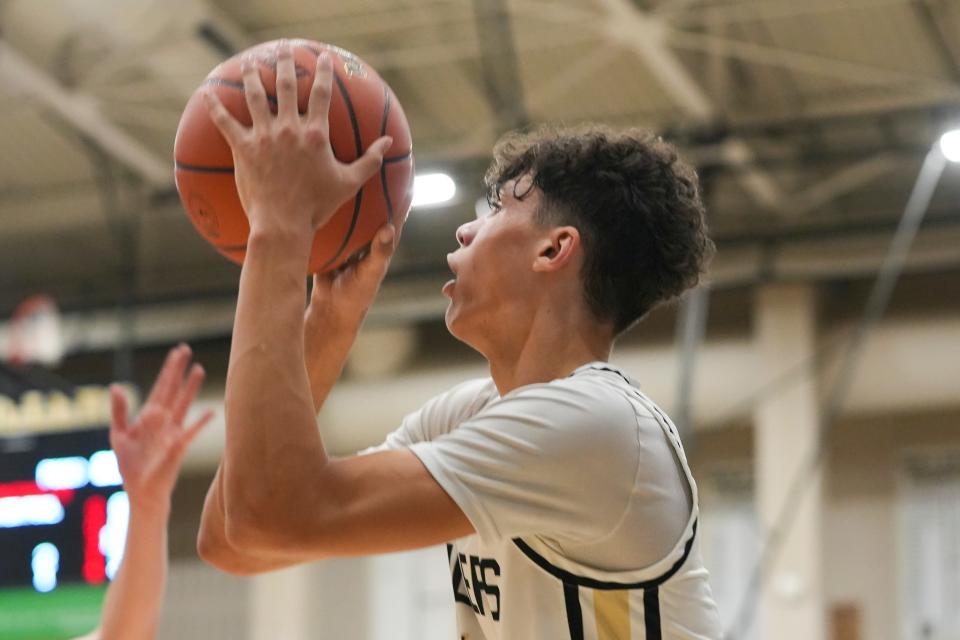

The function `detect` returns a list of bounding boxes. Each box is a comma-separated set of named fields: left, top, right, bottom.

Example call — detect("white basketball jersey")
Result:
left=368, top=363, right=721, bottom=639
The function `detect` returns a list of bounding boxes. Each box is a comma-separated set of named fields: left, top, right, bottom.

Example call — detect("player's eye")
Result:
left=485, top=193, right=503, bottom=216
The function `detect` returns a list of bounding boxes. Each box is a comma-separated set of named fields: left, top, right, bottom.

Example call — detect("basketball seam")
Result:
left=216, top=243, right=247, bottom=252
left=383, top=152, right=412, bottom=164
left=175, top=161, right=234, bottom=174
left=319, top=71, right=366, bottom=270
left=379, top=83, right=394, bottom=223
left=203, top=78, right=276, bottom=105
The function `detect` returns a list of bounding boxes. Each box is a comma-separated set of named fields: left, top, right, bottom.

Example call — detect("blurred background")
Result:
left=1, top=0, right=959, bottom=638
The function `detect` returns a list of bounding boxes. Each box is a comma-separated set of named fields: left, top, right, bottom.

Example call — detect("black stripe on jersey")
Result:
left=568, top=363, right=629, bottom=382
left=563, top=582, right=584, bottom=640
left=511, top=520, right=698, bottom=590
left=644, top=587, right=662, bottom=639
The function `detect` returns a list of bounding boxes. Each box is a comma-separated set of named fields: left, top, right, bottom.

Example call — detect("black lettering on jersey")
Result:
left=447, top=547, right=502, bottom=622
left=477, top=558, right=501, bottom=621
left=447, top=544, right=473, bottom=608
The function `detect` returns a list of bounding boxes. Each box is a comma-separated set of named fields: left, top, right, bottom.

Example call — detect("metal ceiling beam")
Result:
left=68, top=2, right=253, bottom=100
left=199, top=5, right=255, bottom=55
left=718, top=140, right=785, bottom=209
left=442, top=47, right=620, bottom=158
left=472, top=0, right=530, bottom=132
left=670, top=96, right=958, bottom=141
left=911, top=0, right=960, bottom=86
left=362, top=28, right=600, bottom=70
left=782, top=153, right=901, bottom=217
left=514, top=0, right=958, bottom=102
left=661, top=0, right=916, bottom=26
left=594, top=0, right=785, bottom=209
left=667, top=28, right=958, bottom=94
left=251, top=3, right=474, bottom=41
left=0, top=41, right=172, bottom=188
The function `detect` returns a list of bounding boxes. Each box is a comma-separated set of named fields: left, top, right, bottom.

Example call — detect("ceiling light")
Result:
left=411, top=173, right=456, bottom=209
left=939, top=129, right=960, bottom=163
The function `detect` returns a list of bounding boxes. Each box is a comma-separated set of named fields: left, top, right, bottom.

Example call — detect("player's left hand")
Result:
left=305, top=223, right=397, bottom=332
left=109, top=345, right=214, bottom=512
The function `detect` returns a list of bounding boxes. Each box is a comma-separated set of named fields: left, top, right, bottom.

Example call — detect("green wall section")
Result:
left=0, top=585, right=106, bottom=640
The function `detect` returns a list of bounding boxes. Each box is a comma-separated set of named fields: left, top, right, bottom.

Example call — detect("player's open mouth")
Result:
left=442, top=279, right=456, bottom=297
left=444, top=253, right=459, bottom=297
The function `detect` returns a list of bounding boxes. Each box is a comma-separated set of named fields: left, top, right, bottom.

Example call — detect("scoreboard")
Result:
left=0, top=427, right=127, bottom=593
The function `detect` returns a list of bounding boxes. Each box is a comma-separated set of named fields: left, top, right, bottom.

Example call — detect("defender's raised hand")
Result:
left=201, top=40, right=392, bottom=237
left=109, top=344, right=213, bottom=512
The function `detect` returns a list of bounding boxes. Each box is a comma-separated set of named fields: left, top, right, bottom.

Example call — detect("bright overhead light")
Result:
left=939, top=129, right=960, bottom=163
left=411, top=173, right=456, bottom=209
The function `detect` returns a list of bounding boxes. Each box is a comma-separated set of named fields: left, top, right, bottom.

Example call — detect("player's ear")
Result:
left=533, top=226, right=579, bottom=273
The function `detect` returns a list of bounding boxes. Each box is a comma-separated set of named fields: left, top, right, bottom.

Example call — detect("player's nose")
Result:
left=455, top=220, right=478, bottom=248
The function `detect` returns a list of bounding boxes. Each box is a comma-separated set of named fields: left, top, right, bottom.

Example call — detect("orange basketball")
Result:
left=174, top=39, right=414, bottom=273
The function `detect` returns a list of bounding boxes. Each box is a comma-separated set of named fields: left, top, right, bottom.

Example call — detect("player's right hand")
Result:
left=202, top=40, right=392, bottom=238
left=304, top=223, right=397, bottom=334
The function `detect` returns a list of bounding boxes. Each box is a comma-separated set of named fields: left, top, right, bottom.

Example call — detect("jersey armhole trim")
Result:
left=511, top=520, right=698, bottom=591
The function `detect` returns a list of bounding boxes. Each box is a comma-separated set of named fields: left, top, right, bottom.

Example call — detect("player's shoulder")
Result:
left=493, top=363, right=643, bottom=439
left=422, top=376, right=498, bottom=423
left=561, top=362, right=661, bottom=419
left=522, top=362, right=641, bottom=409
left=436, top=376, right=499, bottom=410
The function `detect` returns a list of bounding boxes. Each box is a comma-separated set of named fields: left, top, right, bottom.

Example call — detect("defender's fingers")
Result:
left=240, top=56, right=272, bottom=126
left=181, top=409, right=216, bottom=447
left=347, top=136, right=392, bottom=187
left=306, top=52, right=333, bottom=132
left=146, top=344, right=191, bottom=408
left=202, top=89, right=245, bottom=145
left=172, top=364, right=206, bottom=425
left=275, top=40, right=299, bottom=121
left=109, top=385, right=129, bottom=433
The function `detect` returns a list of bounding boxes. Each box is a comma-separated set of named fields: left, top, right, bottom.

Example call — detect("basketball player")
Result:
left=198, top=41, right=721, bottom=638
left=77, top=345, right=212, bottom=640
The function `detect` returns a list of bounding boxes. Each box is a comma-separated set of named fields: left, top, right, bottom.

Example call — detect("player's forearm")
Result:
left=97, top=503, right=168, bottom=640
left=222, top=228, right=331, bottom=530
left=304, top=310, right=358, bottom=413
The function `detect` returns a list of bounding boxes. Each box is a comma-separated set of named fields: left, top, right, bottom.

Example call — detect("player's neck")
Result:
left=486, top=303, right=613, bottom=396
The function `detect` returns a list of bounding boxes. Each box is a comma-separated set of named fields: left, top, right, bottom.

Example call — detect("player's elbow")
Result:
left=221, top=503, right=287, bottom=555
left=196, top=524, right=226, bottom=569
left=196, top=531, right=257, bottom=576
left=196, top=515, right=258, bottom=576
left=226, top=502, right=338, bottom=560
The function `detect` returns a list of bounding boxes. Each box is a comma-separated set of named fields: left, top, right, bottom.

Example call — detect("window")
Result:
left=899, top=452, right=960, bottom=640
left=701, top=468, right=760, bottom=640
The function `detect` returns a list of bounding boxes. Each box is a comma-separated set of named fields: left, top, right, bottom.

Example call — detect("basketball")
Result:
left=173, top=39, right=414, bottom=273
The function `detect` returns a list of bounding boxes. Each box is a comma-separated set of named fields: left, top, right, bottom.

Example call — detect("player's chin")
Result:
left=444, top=301, right=459, bottom=332
left=444, top=301, right=469, bottom=340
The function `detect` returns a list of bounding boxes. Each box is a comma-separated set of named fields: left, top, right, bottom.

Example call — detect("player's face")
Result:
left=443, top=175, right=547, bottom=348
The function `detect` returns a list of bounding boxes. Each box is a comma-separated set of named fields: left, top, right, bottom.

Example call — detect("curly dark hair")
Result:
left=484, top=124, right=714, bottom=335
